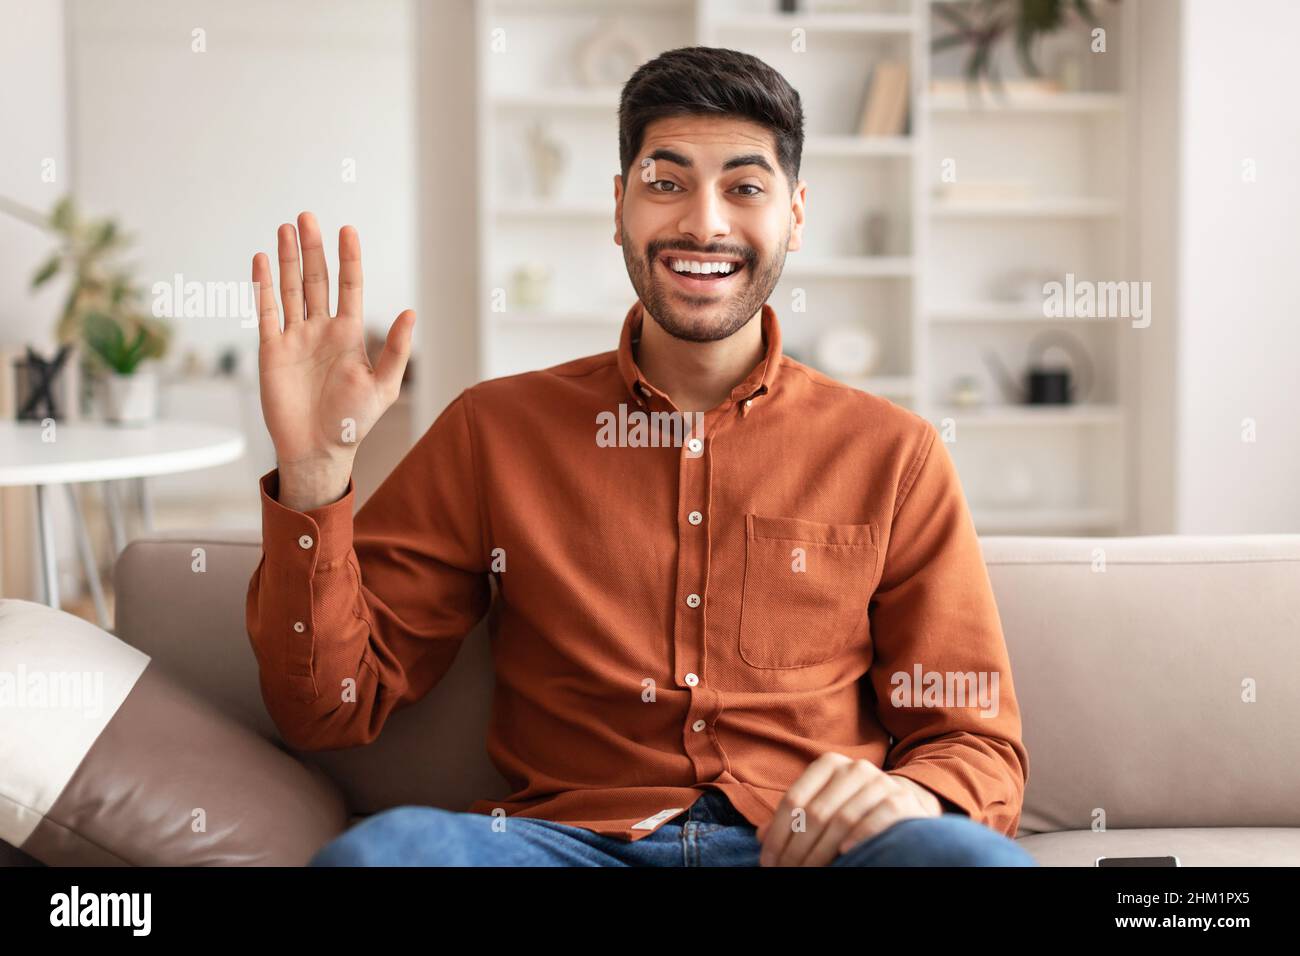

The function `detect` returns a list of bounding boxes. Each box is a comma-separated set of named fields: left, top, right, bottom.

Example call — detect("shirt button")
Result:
left=692, top=719, right=707, bottom=732
left=298, top=534, right=314, bottom=549
left=687, top=510, right=702, bottom=525
left=686, top=438, right=703, bottom=454
left=293, top=621, right=305, bottom=633
left=685, top=593, right=701, bottom=608
left=684, top=672, right=699, bottom=686
left=744, top=399, right=753, bottom=408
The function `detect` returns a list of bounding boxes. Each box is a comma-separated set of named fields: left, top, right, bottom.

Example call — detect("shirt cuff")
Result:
left=258, top=466, right=356, bottom=568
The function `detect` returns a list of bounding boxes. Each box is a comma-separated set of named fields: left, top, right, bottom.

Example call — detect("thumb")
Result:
left=374, top=309, right=415, bottom=399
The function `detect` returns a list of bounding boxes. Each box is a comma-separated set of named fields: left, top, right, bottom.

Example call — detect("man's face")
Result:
left=614, top=114, right=806, bottom=343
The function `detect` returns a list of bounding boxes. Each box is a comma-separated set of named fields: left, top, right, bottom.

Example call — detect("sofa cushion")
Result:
left=982, top=534, right=1300, bottom=837
left=0, top=598, right=349, bottom=865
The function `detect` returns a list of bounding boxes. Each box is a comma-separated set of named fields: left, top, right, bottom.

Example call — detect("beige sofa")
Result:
left=5, top=528, right=1299, bottom=866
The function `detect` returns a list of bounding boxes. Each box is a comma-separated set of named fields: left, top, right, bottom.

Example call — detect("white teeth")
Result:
left=668, top=258, right=737, bottom=275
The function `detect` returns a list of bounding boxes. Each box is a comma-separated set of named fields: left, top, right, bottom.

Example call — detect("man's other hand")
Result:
left=755, top=752, right=943, bottom=866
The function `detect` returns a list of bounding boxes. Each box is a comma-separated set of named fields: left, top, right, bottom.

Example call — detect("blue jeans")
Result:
left=309, top=789, right=1038, bottom=866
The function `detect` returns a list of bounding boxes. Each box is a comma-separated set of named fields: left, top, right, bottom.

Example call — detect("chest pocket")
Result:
left=738, top=514, right=879, bottom=669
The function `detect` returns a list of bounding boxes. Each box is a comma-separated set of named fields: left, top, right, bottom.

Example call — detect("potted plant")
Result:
left=2, top=194, right=171, bottom=423
left=82, top=312, right=165, bottom=423
left=931, top=0, right=1121, bottom=90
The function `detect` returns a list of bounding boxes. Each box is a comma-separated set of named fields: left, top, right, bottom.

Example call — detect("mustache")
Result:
left=648, top=241, right=757, bottom=265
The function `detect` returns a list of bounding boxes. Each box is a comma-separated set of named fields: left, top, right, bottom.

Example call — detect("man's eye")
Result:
left=734, top=184, right=763, bottom=196
left=650, top=180, right=681, bottom=193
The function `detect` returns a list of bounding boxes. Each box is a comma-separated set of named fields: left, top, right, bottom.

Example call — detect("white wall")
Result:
left=64, top=0, right=417, bottom=379
left=0, top=0, right=73, bottom=601
left=1176, top=0, right=1300, bottom=532
left=62, top=0, right=421, bottom=511
left=0, top=0, right=70, bottom=345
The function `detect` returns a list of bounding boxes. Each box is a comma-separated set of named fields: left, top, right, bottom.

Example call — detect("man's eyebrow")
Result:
left=644, top=148, right=775, bottom=175
left=722, top=153, right=775, bottom=174
left=646, top=147, right=693, bottom=168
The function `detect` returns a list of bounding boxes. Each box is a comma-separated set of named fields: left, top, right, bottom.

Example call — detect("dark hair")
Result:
left=618, top=46, right=804, bottom=189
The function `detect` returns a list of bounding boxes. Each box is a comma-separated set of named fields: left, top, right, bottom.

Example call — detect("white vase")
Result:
left=102, top=370, right=158, bottom=424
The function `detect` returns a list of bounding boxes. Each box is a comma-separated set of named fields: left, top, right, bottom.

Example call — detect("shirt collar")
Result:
left=616, top=300, right=783, bottom=412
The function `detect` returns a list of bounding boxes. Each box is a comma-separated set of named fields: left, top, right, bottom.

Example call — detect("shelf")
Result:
left=710, top=13, right=915, bottom=35
left=926, top=92, right=1125, bottom=114
left=971, top=506, right=1124, bottom=533
left=783, top=256, right=913, bottom=278
left=930, top=197, right=1123, bottom=219
left=928, top=302, right=1120, bottom=323
left=930, top=404, right=1124, bottom=426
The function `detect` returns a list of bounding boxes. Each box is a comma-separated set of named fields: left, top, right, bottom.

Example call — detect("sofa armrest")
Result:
left=0, top=599, right=348, bottom=865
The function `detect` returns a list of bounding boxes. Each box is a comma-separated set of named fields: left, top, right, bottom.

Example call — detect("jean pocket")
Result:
left=738, top=514, right=879, bottom=669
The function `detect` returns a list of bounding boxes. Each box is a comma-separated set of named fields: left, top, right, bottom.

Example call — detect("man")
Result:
left=246, top=46, right=1034, bottom=867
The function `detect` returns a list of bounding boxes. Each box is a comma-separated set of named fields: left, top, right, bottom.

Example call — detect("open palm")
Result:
left=252, top=211, right=414, bottom=469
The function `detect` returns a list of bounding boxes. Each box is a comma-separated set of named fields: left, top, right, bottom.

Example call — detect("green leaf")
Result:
left=966, top=38, right=992, bottom=84
left=1019, top=0, right=1066, bottom=33
left=1073, top=0, right=1101, bottom=26
left=31, top=254, right=61, bottom=288
left=49, top=196, right=76, bottom=233
left=119, top=326, right=149, bottom=373
left=1016, top=24, right=1042, bottom=76
left=89, top=219, right=119, bottom=251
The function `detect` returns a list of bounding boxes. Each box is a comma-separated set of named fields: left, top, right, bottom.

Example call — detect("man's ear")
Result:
left=786, top=178, right=807, bottom=253
left=613, top=172, right=624, bottom=246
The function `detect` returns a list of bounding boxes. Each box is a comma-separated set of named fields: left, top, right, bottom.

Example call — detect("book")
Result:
left=858, top=61, right=910, bottom=136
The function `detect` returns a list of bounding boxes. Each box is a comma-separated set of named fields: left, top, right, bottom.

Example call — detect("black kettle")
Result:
left=983, top=331, right=1093, bottom=405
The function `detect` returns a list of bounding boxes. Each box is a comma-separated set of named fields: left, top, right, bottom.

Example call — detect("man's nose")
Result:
left=677, top=186, right=730, bottom=245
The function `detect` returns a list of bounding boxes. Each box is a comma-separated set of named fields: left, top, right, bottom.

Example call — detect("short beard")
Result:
left=622, top=226, right=787, bottom=343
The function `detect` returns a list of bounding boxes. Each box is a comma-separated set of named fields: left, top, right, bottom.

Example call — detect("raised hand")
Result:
left=252, top=211, right=414, bottom=509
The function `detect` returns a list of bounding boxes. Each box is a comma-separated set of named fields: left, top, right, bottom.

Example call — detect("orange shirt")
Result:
left=246, top=301, right=1029, bottom=840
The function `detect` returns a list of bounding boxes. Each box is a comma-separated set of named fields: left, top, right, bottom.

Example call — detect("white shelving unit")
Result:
left=922, top=0, right=1135, bottom=534
left=475, top=0, right=1138, bottom=535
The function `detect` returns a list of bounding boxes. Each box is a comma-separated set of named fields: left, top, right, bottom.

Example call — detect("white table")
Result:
left=0, top=420, right=245, bottom=628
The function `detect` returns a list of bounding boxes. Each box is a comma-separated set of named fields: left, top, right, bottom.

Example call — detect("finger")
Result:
left=252, top=253, right=280, bottom=342
left=277, top=224, right=304, bottom=327
left=760, top=758, right=842, bottom=866
left=837, top=794, right=912, bottom=858
left=803, top=770, right=892, bottom=866
left=337, top=225, right=363, bottom=318
left=786, top=763, right=874, bottom=867
left=374, top=310, right=415, bottom=402
left=297, top=211, right=330, bottom=319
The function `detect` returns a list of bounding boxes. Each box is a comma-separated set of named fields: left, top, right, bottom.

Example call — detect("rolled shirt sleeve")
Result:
left=866, top=421, right=1030, bottom=837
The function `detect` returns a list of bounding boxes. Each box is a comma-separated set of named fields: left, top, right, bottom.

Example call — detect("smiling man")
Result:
left=246, top=46, right=1035, bottom=867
